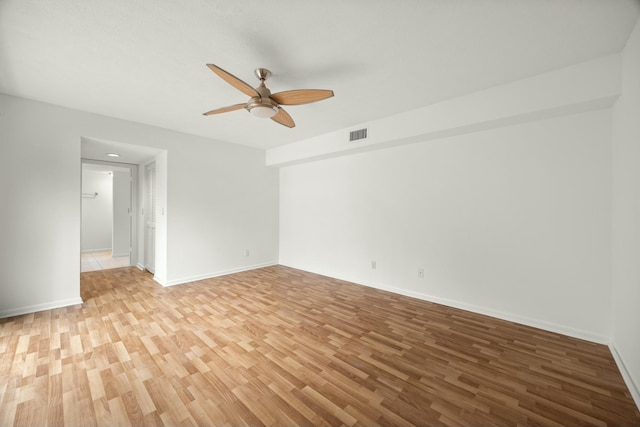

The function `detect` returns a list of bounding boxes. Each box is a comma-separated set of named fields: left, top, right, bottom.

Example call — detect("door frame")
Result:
left=142, top=161, right=156, bottom=274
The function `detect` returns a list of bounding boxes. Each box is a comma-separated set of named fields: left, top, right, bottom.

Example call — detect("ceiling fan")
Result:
left=202, top=64, right=334, bottom=128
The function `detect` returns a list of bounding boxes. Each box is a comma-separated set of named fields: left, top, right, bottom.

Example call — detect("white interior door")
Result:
left=112, top=170, right=132, bottom=260
left=144, top=163, right=156, bottom=273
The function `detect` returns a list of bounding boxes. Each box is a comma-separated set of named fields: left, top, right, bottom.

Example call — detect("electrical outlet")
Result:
left=418, top=268, right=424, bottom=278
left=244, top=249, right=250, bottom=257
left=371, top=261, right=377, bottom=270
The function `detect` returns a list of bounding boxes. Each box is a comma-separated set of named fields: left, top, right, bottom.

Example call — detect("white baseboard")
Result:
left=0, top=297, right=84, bottom=319
left=81, top=247, right=111, bottom=253
left=112, top=252, right=130, bottom=258
left=280, top=264, right=609, bottom=345
left=372, top=281, right=608, bottom=344
left=162, top=261, right=279, bottom=287
left=609, top=342, right=640, bottom=411
left=136, top=263, right=145, bottom=271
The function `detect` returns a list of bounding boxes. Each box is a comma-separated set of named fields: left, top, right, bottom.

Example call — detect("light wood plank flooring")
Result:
left=1, top=265, right=638, bottom=426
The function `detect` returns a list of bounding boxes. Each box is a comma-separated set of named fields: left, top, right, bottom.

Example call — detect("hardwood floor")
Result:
left=1, top=265, right=638, bottom=426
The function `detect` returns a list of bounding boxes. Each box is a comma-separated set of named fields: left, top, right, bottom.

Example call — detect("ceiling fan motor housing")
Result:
left=247, top=75, right=278, bottom=118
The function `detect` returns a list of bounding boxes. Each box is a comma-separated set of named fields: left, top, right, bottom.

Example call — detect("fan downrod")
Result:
left=254, top=68, right=271, bottom=81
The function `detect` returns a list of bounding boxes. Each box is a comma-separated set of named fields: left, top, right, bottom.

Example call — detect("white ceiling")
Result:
left=1, top=0, right=639, bottom=150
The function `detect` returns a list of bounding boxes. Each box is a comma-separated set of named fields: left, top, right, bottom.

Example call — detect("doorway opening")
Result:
left=81, top=161, right=137, bottom=272
left=80, top=136, right=166, bottom=282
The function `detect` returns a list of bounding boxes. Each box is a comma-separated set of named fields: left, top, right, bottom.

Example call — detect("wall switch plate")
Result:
left=418, top=268, right=424, bottom=278
left=371, top=261, right=377, bottom=270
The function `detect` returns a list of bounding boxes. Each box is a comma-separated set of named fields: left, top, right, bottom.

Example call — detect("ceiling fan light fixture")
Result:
left=249, top=104, right=278, bottom=118
left=246, top=97, right=279, bottom=118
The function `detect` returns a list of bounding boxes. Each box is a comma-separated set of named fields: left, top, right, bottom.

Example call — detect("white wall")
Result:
left=153, top=152, right=168, bottom=283
left=81, top=169, right=112, bottom=251
left=0, top=96, right=84, bottom=314
left=280, top=108, right=612, bottom=342
left=164, top=140, right=279, bottom=285
left=0, top=93, right=279, bottom=317
left=268, top=54, right=620, bottom=167
left=611, top=17, right=640, bottom=407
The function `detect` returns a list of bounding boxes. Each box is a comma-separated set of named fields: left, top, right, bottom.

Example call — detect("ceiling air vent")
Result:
left=349, top=128, right=368, bottom=142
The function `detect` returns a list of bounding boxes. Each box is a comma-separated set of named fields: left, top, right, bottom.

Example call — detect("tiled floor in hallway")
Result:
left=81, top=250, right=130, bottom=272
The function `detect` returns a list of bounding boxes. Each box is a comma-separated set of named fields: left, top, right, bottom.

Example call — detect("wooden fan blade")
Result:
left=271, top=108, right=295, bottom=128
left=206, top=64, right=259, bottom=98
left=270, top=89, right=334, bottom=105
left=202, top=103, right=246, bottom=116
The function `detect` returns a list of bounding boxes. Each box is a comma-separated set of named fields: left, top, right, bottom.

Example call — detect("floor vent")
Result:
left=349, top=128, right=368, bottom=142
